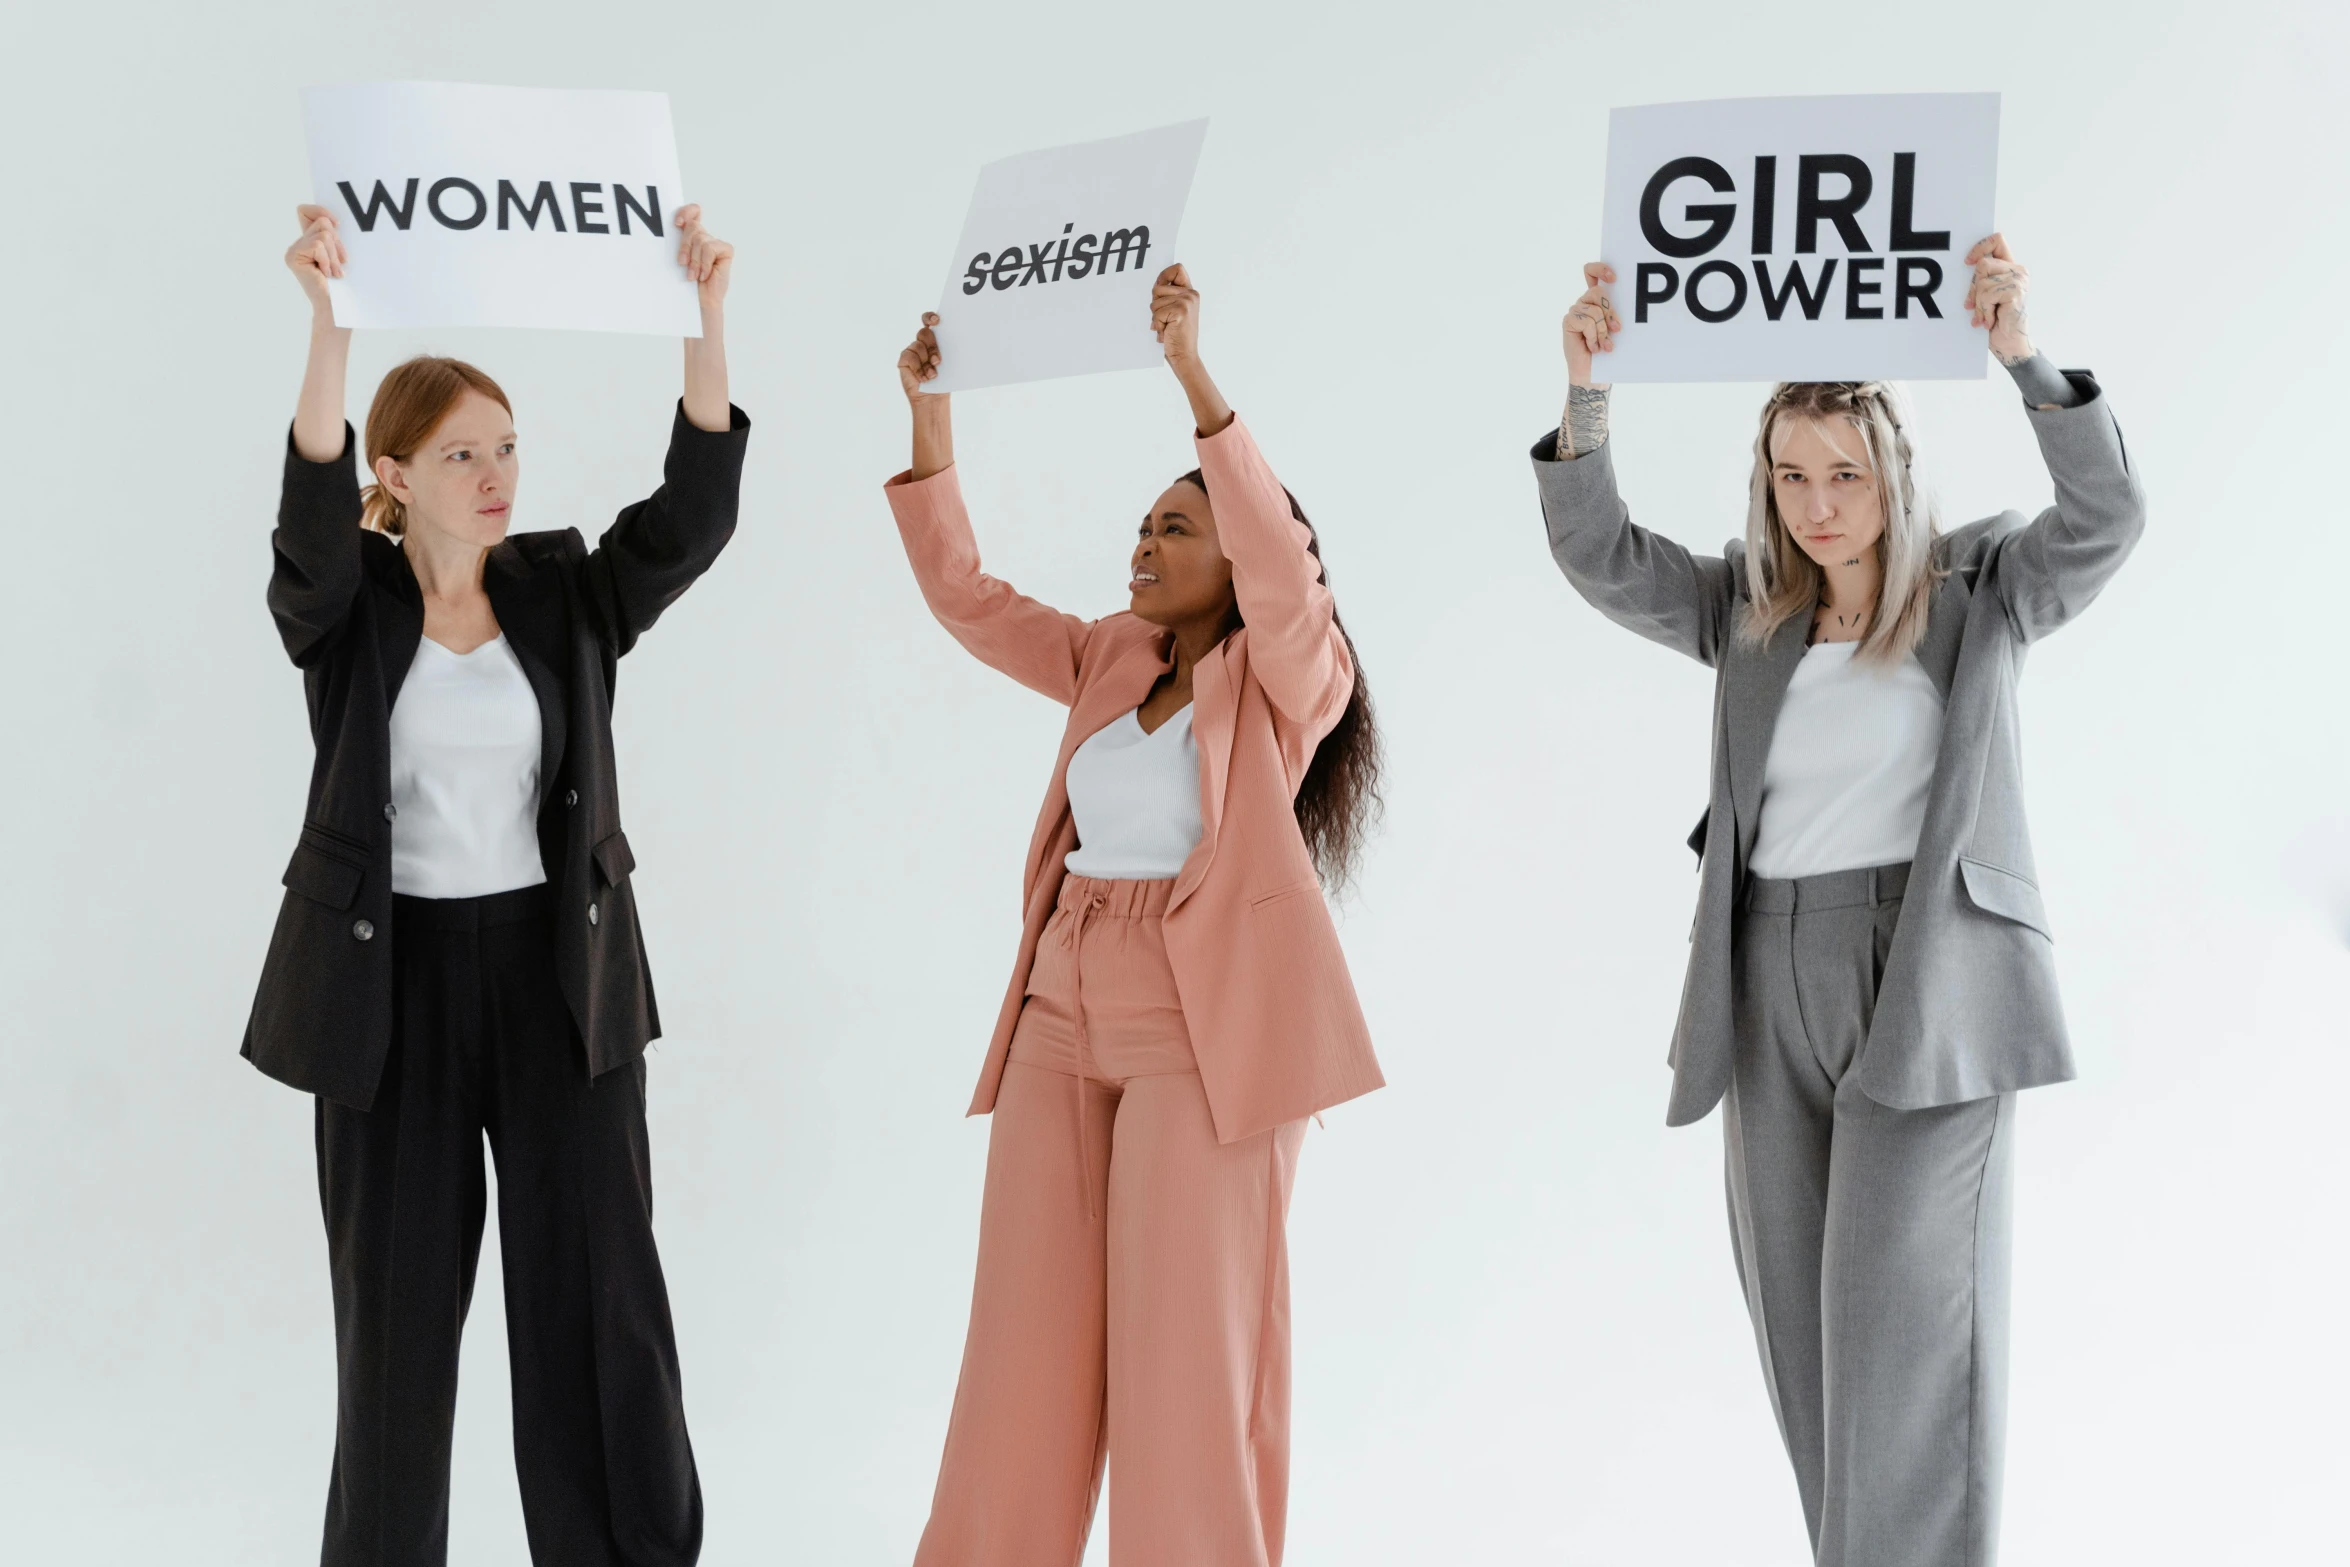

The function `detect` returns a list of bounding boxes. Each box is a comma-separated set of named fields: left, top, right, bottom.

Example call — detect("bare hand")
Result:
left=674, top=204, right=733, bottom=312
left=1150, top=263, right=1201, bottom=366
left=1562, top=262, right=1620, bottom=388
left=1963, top=234, right=2032, bottom=364
left=898, top=313, right=941, bottom=404
left=286, top=205, right=345, bottom=317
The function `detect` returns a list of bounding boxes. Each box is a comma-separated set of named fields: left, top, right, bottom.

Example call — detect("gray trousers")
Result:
left=1724, top=862, right=2016, bottom=1567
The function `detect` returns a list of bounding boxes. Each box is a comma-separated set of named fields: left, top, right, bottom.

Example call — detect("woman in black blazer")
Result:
left=247, top=203, right=749, bottom=1567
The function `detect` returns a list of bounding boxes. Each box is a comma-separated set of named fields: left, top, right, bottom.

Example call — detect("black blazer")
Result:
left=243, top=401, right=751, bottom=1109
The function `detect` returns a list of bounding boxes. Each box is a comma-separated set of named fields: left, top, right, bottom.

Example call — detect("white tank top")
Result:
left=1064, top=705, right=1203, bottom=881
left=387, top=634, right=548, bottom=899
left=1748, top=642, right=1945, bottom=880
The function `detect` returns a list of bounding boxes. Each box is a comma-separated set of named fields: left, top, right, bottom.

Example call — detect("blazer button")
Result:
left=566, top=789, right=579, bottom=808
left=352, top=919, right=375, bottom=942
left=586, top=902, right=599, bottom=926
left=383, top=802, right=397, bottom=822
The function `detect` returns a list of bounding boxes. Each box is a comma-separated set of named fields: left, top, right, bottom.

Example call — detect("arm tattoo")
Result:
left=1559, top=383, right=1611, bottom=459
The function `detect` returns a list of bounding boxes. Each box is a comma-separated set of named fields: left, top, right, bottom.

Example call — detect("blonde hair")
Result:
left=1738, top=380, right=1941, bottom=664
left=358, top=356, right=512, bottom=537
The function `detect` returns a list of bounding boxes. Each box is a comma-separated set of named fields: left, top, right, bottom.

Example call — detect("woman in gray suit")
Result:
left=1534, top=235, right=2143, bottom=1567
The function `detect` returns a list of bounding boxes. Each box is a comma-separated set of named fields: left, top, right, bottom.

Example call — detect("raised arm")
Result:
left=1962, top=234, right=2147, bottom=641
left=267, top=205, right=365, bottom=667
left=1148, top=265, right=1351, bottom=733
left=1531, top=263, right=1737, bottom=666
left=887, top=314, right=1095, bottom=703
left=579, top=207, right=750, bottom=655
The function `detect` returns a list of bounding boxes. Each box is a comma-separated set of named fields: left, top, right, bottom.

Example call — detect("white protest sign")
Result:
left=303, top=82, right=701, bottom=336
left=1598, top=94, right=1999, bottom=382
left=924, top=120, right=1210, bottom=393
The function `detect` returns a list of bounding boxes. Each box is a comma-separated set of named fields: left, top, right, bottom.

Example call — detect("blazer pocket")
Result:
left=283, top=842, right=363, bottom=911
left=1248, top=881, right=1320, bottom=911
left=593, top=829, right=637, bottom=887
left=1957, top=856, right=2051, bottom=939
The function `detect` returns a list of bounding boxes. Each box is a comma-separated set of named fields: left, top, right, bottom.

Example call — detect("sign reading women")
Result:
left=302, top=82, right=701, bottom=335
left=1598, top=94, right=2000, bottom=382
left=924, top=120, right=1210, bottom=393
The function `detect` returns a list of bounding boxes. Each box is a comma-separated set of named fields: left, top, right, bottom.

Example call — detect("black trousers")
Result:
left=315, top=885, right=701, bottom=1567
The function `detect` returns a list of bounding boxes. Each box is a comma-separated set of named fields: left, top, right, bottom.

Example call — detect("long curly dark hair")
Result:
left=1177, top=467, right=1383, bottom=889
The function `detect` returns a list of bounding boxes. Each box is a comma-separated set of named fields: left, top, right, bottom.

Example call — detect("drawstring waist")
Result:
left=1054, top=875, right=1174, bottom=921
left=1051, top=875, right=1175, bottom=1218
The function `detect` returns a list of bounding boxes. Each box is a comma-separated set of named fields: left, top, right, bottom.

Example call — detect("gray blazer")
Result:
left=1533, top=373, right=2145, bottom=1125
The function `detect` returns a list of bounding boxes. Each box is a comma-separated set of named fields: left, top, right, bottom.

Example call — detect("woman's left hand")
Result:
left=675, top=205, right=733, bottom=313
left=1151, top=262, right=1231, bottom=433
left=1963, top=233, right=2032, bottom=365
left=1151, top=263, right=1202, bottom=367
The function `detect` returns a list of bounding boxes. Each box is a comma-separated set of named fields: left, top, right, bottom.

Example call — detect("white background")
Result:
left=307, top=82, right=701, bottom=335
left=1, top=4, right=2343, bottom=1565
left=1599, top=93, right=1998, bottom=382
left=929, top=118, right=1208, bottom=392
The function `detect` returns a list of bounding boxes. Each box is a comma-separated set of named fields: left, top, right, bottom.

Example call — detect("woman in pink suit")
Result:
left=886, top=264, right=1384, bottom=1567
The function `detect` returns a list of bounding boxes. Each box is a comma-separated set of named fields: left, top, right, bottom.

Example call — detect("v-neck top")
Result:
left=387, top=634, right=547, bottom=899
left=1063, top=704, right=1203, bottom=881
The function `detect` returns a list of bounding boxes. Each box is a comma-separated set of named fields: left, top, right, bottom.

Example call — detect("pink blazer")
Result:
left=885, top=417, right=1384, bottom=1144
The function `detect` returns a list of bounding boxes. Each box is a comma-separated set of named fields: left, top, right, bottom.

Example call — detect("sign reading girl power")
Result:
left=924, top=120, right=1210, bottom=393
left=302, top=82, right=701, bottom=336
left=1598, top=93, right=2000, bottom=382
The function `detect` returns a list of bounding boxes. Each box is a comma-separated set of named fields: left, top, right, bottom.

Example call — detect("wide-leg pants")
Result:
left=1724, top=861, right=2016, bottom=1567
left=915, top=875, right=1308, bottom=1567
left=314, top=885, right=701, bottom=1567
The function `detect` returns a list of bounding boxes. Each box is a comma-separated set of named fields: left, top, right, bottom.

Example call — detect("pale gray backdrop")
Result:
left=2, top=2, right=2343, bottom=1563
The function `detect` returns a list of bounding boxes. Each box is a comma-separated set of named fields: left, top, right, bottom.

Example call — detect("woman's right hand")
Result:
left=1562, top=262, right=1620, bottom=388
left=898, top=312, right=942, bottom=405
left=286, top=205, right=346, bottom=319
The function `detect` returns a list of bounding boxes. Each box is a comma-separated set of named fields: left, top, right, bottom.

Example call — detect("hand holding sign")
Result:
left=673, top=203, right=733, bottom=313
left=899, top=312, right=944, bottom=403
left=1562, top=263, right=1623, bottom=388
left=1963, top=233, right=2032, bottom=363
left=1149, top=263, right=1235, bottom=437
left=1150, top=263, right=1203, bottom=366
left=285, top=205, right=349, bottom=319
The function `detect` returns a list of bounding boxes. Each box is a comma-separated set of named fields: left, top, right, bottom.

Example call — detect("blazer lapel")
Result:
left=370, top=537, right=426, bottom=711
left=1726, top=597, right=1814, bottom=859
left=1914, top=568, right=1967, bottom=702
left=1169, top=636, right=1238, bottom=914
left=484, top=544, right=569, bottom=808
left=1021, top=629, right=1173, bottom=898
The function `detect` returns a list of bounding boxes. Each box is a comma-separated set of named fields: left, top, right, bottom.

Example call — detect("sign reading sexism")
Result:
left=302, top=81, right=702, bottom=336
left=924, top=120, right=1210, bottom=393
left=1597, top=93, right=2000, bottom=382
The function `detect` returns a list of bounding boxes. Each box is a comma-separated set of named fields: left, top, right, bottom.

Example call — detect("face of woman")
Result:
left=1127, top=480, right=1236, bottom=630
left=380, top=390, right=519, bottom=548
left=1769, top=415, right=1886, bottom=569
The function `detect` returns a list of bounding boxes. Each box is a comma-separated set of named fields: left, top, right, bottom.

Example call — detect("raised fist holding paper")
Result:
left=1149, top=262, right=1234, bottom=438
left=284, top=204, right=347, bottom=317
left=1963, top=232, right=2033, bottom=364
left=674, top=203, right=733, bottom=311
left=1561, top=262, right=1622, bottom=389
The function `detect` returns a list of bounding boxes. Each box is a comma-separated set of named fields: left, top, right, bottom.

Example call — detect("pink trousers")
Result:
left=914, top=875, right=1308, bottom=1567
